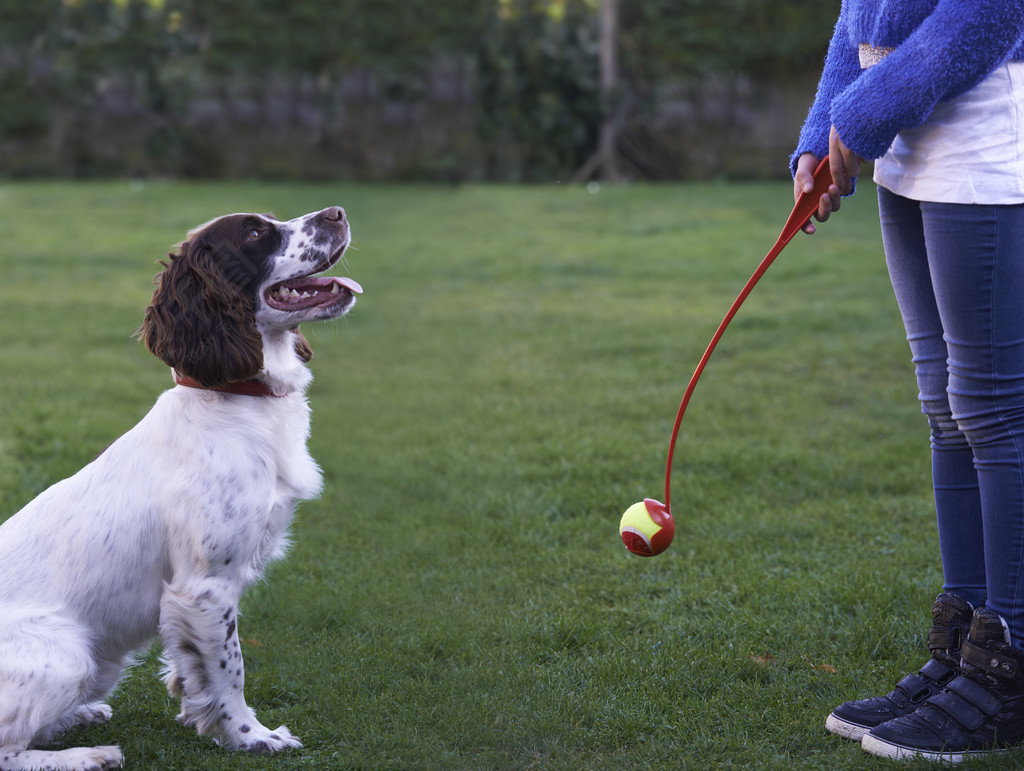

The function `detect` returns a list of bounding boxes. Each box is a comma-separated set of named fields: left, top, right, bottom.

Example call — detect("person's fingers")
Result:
left=828, top=138, right=851, bottom=195
left=794, top=154, right=818, bottom=198
left=817, top=190, right=833, bottom=222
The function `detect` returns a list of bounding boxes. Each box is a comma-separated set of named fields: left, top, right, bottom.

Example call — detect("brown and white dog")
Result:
left=0, top=207, right=360, bottom=770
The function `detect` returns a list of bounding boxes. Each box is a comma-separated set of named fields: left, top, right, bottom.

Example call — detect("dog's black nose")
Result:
left=322, top=206, right=345, bottom=224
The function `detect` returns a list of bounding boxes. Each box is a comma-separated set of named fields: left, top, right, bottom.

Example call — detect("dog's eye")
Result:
left=248, top=228, right=261, bottom=241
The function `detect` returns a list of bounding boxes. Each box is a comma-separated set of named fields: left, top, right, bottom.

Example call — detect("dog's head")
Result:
left=140, top=207, right=360, bottom=388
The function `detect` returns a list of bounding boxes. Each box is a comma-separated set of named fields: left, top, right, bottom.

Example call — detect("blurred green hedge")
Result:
left=0, top=0, right=838, bottom=180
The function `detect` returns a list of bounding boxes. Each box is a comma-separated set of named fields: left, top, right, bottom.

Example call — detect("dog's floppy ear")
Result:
left=140, top=238, right=264, bottom=388
left=292, top=328, right=313, bottom=362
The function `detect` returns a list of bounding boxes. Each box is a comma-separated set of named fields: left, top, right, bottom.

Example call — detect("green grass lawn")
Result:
left=0, top=178, right=1005, bottom=769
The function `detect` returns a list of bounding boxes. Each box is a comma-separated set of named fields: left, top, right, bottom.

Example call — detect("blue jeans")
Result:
left=879, top=186, right=1024, bottom=644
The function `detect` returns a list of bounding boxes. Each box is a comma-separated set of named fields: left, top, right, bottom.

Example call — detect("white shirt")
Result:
left=873, top=62, right=1024, bottom=204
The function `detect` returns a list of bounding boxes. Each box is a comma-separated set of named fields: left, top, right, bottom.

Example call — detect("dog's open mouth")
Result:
left=265, top=276, right=363, bottom=312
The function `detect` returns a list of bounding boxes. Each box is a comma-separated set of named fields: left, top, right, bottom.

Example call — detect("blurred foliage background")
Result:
left=0, top=0, right=840, bottom=181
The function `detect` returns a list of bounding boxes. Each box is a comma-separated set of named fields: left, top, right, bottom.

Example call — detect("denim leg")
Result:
left=878, top=187, right=987, bottom=608
left=918, top=199, right=1024, bottom=644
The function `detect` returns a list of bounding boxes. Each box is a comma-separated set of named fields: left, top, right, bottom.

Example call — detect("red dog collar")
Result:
left=173, top=371, right=284, bottom=398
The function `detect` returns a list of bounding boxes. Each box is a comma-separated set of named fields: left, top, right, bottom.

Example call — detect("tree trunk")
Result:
left=573, top=0, right=622, bottom=183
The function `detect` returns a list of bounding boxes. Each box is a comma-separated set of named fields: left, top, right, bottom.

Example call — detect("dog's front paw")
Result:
left=221, top=723, right=302, bottom=754
left=72, top=702, right=114, bottom=728
left=75, top=745, right=123, bottom=770
left=1, top=746, right=124, bottom=771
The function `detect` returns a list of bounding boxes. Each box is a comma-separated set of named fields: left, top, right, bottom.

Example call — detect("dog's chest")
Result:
left=233, top=403, right=322, bottom=577
left=266, top=398, right=323, bottom=502
left=157, top=390, right=324, bottom=574
left=180, top=389, right=322, bottom=497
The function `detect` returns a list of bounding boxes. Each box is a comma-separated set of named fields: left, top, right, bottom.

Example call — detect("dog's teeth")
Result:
left=272, top=284, right=336, bottom=303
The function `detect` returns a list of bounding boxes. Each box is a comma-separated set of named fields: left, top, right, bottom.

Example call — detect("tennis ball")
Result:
left=619, top=498, right=675, bottom=556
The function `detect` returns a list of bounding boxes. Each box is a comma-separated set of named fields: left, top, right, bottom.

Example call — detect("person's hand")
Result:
left=828, top=124, right=861, bottom=196
left=794, top=152, right=839, bottom=234
left=793, top=126, right=862, bottom=234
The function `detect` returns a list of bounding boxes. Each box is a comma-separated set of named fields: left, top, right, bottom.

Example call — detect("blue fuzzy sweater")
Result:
left=791, top=0, right=1024, bottom=174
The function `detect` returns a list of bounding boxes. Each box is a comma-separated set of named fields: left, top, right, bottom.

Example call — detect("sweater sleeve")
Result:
left=789, top=1, right=862, bottom=176
left=832, top=0, right=1024, bottom=161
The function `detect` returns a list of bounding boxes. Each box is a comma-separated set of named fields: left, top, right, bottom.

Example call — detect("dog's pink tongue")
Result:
left=334, top=277, right=363, bottom=294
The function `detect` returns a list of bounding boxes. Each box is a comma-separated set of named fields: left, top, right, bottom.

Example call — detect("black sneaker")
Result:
left=825, top=593, right=972, bottom=741
left=862, top=607, right=1024, bottom=762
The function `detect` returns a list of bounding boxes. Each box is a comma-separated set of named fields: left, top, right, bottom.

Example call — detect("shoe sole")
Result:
left=825, top=713, right=871, bottom=742
left=861, top=733, right=1007, bottom=763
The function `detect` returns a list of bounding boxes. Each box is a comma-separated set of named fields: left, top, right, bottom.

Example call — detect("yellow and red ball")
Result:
left=619, top=499, right=675, bottom=556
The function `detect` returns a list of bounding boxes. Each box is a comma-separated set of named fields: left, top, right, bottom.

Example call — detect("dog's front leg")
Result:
left=159, top=580, right=302, bottom=754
